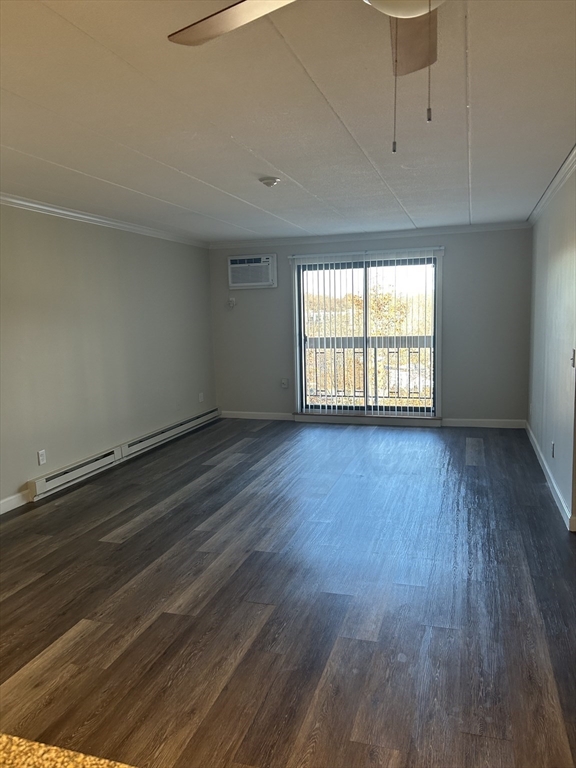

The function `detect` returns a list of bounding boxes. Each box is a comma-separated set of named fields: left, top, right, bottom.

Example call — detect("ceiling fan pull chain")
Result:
left=393, top=17, right=398, bottom=152
left=427, top=0, right=432, bottom=121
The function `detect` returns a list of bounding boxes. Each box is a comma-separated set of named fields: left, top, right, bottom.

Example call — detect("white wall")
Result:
left=529, top=166, right=576, bottom=530
left=0, top=205, right=216, bottom=505
left=210, top=226, right=532, bottom=421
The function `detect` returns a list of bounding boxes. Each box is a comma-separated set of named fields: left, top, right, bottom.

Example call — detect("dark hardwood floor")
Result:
left=1, top=419, right=575, bottom=768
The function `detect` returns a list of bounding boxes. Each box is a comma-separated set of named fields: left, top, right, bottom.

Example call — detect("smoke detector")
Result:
left=259, top=177, right=280, bottom=187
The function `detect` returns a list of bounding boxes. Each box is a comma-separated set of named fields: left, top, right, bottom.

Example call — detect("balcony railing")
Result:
left=303, top=335, right=434, bottom=413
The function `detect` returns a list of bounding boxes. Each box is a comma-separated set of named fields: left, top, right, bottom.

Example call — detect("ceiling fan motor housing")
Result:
left=363, top=0, right=445, bottom=19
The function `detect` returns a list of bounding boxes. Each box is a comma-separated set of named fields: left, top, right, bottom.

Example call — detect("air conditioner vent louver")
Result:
left=230, top=264, right=268, bottom=285
left=228, top=254, right=277, bottom=289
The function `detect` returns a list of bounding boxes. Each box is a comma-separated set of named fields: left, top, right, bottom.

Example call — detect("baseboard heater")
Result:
left=120, top=408, right=219, bottom=458
left=28, top=448, right=122, bottom=500
left=27, top=408, right=219, bottom=502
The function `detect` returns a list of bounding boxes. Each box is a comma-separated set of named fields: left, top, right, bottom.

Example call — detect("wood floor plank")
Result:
left=1, top=663, right=97, bottom=744
left=0, top=563, right=115, bottom=683
left=95, top=502, right=212, bottom=579
left=460, top=577, right=512, bottom=741
left=459, top=733, right=515, bottom=768
left=172, top=646, right=283, bottom=768
left=164, top=528, right=270, bottom=617
left=0, top=568, right=44, bottom=601
left=245, top=528, right=333, bottom=607
left=422, top=557, right=466, bottom=630
left=0, top=533, right=59, bottom=572
left=285, top=636, right=377, bottom=768
left=337, top=553, right=397, bottom=642
left=466, top=437, right=486, bottom=466
left=89, top=530, right=213, bottom=623
left=70, top=614, right=161, bottom=671
left=203, top=437, right=256, bottom=465
left=100, top=453, right=246, bottom=544
left=22, top=483, right=154, bottom=541
left=339, top=585, right=391, bottom=642
left=24, top=536, right=118, bottom=576
left=498, top=535, right=574, bottom=768
left=405, top=625, right=463, bottom=768
left=193, top=480, right=280, bottom=534
left=0, top=619, right=111, bottom=736
left=0, top=480, right=123, bottom=538
left=341, top=743, right=406, bottom=768
left=36, top=612, right=198, bottom=752
left=162, top=551, right=279, bottom=658
left=567, top=722, right=576, bottom=766
left=351, top=587, right=427, bottom=754
left=234, top=592, right=352, bottom=768
left=81, top=602, right=276, bottom=768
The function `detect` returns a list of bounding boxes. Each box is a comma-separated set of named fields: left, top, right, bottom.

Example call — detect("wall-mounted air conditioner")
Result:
left=228, top=254, right=277, bottom=289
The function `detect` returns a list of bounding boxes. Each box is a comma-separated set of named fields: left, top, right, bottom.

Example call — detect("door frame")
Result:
left=291, top=248, right=443, bottom=420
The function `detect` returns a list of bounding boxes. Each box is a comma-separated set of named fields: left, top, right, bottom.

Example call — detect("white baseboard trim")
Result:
left=221, top=411, right=295, bottom=421
left=441, top=418, right=527, bottom=429
left=0, top=492, right=30, bottom=516
left=526, top=424, right=575, bottom=531
left=295, top=414, right=442, bottom=428
left=220, top=413, right=527, bottom=430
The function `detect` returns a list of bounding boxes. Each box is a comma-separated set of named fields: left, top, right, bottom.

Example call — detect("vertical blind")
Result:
left=294, top=249, right=440, bottom=418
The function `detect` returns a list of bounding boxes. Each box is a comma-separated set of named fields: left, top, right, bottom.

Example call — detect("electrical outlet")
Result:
left=37, top=449, right=46, bottom=466
left=281, top=378, right=289, bottom=389
left=551, top=442, right=555, bottom=458
left=199, top=392, right=204, bottom=403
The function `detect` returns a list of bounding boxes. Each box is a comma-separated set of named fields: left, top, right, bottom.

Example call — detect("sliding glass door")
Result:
left=296, top=250, right=439, bottom=417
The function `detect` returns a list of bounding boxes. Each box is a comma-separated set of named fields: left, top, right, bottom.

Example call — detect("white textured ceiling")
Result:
left=1, top=0, right=575, bottom=244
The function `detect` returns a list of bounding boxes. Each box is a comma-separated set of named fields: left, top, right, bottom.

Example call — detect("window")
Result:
left=294, top=249, right=441, bottom=418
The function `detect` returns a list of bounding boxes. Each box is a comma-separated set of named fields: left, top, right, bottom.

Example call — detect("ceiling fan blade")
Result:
left=390, top=9, right=437, bottom=76
left=168, top=0, right=298, bottom=46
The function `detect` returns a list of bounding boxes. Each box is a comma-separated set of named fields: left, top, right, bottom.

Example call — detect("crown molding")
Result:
left=0, top=193, right=536, bottom=252
left=0, top=194, right=208, bottom=249
left=207, top=220, right=532, bottom=251
left=529, top=146, right=576, bottom=224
